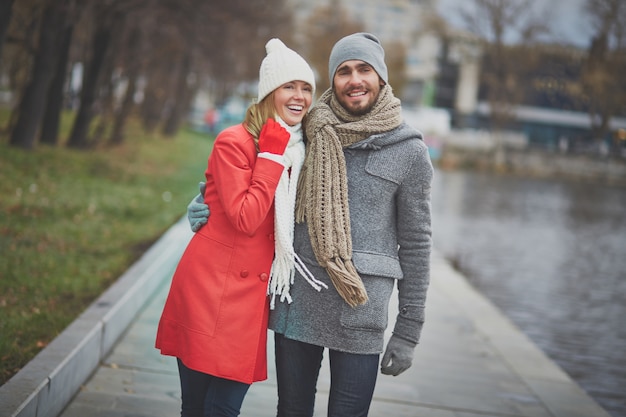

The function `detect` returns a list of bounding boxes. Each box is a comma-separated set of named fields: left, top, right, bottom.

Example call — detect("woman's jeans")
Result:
left=274, top=333, right=379, bottom=417
left=177, top=358, right=250, bottom=417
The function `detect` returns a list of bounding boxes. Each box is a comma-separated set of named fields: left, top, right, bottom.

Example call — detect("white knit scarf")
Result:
left=269, top=117, right=327, bottom=309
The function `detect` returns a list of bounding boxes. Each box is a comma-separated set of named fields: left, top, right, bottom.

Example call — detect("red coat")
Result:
left=156, top=124, right=284, bottom=384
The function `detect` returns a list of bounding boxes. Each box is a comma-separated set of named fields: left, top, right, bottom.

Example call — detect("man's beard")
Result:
left=334, top=85, right=380, bottom=117
left=337, top=93, right=378, bottom=116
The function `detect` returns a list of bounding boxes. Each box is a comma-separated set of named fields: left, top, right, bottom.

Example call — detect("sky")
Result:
left=435, top=0, right=595, bottom=48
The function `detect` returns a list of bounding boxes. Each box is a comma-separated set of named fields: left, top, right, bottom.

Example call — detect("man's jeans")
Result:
left=274, top=333, right=379, bottom=417
left=177, top=358, right=250, bottom=417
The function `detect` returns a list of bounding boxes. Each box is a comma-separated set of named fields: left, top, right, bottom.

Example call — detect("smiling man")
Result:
left=268, top=32, right=435, bottom=417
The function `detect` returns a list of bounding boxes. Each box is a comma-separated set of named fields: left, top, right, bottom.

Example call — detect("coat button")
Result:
left=259, top=273, right=268, bottom=282
left=268, top=233, right=274, bottom=241
left=240, top=270, right=249, bottom=278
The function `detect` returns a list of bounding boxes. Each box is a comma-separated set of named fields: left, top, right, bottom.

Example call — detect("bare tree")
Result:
left=40, top=3, right=82, bottom=146
left=108, top=24, right=144, bottom=145
left=137, top=0, right=293, bottom=137
left=4, top=0, right=295, bottom=148
left=9, top=0, right=76, bottom=149
left=459, top=0, right=551, bottom=128
left=457, top=0, right=550, bottom=166
left=139, top=28, right=178, bottom=134
left=67, top=1, right=130, bottom=149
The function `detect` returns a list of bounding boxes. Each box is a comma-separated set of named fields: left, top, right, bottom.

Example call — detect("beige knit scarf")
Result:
left=295, top=85, right=402, bottom=307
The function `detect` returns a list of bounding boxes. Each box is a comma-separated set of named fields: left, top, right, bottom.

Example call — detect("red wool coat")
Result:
left=155, top=124, right=284, bottom=384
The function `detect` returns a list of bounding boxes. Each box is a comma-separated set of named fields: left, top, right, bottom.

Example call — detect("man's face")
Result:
left=332, top=60, right=384, bottom=116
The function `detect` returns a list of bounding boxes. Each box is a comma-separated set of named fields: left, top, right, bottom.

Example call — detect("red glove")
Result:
left=258, top=118, right=290, bottom=155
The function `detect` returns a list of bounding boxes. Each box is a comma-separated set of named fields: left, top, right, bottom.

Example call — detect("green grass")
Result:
left=0, top=119, right=213, bottom=385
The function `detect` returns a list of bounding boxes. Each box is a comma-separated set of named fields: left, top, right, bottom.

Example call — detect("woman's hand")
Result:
left=258, top=118, right=290, bottom=155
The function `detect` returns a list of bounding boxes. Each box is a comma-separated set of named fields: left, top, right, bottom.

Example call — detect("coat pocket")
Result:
left=340, top=275, right=394, bottom=332
left=352, top=250, right=403, bottom=279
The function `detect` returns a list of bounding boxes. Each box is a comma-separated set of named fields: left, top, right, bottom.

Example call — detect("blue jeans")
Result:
left=177, top=358, right=250, bottom=417
left=274, top=333, right=379, bottom=417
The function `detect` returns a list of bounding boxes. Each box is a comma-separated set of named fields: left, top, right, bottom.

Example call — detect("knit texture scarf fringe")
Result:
left=269, top=118, right=327, bottom=310
left=295, top=85, right=402, bottom=307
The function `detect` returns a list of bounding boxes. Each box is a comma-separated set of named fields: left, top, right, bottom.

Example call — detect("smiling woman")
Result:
left=155, top=38, right=316, bottom=417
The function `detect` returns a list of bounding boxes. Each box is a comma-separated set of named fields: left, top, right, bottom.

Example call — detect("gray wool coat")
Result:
left=269, top=121, right=433, bottom=354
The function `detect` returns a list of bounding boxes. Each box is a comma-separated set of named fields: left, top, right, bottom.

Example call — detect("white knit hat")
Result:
left=257, top=38, right=316, bottom=102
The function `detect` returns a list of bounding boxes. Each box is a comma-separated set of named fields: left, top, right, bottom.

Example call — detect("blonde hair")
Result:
left=244, top=91, right=277, bottom=150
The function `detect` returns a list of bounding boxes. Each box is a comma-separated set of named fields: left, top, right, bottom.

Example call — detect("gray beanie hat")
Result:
left=328, top=32, right=388, bottom=86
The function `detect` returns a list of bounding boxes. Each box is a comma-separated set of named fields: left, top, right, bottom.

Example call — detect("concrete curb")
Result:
left=0, top=217, right=192, bottom=417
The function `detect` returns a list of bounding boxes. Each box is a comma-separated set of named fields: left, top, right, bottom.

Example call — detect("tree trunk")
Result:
left=67, top=9, right=122, bottom=148
left=162, top=51, right=193, bottom=137
left=109, top=27, right=142, bottom=145
left=9, top=2, right=66, bottom=149
left=40, top=23, right=74, bottom=146
left=91, top=71, right=115, bottom=144
left=0, top=0, right=16, bottom=67
left=109, top=75, right=136, bottom=144
left=94, top=25, right=125, bottom=145
left=140, top=65, right=169, bottom=134
left=140, top=87, right=163, bottom=134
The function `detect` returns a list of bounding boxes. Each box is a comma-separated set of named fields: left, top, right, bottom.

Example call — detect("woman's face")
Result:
left=273, top=80, right=313, bottom=126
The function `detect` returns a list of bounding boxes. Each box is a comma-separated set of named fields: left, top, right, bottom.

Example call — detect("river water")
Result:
left=430, top=168, right=626, bottom=417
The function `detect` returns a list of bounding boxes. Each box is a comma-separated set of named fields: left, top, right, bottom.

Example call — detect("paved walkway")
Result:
left=1, top=218, right=612, bottom=417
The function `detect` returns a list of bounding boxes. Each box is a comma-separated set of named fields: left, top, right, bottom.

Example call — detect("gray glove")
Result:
left=380, top=334, right=416, bottom=376
left=187, top=182, right=210, bottom=232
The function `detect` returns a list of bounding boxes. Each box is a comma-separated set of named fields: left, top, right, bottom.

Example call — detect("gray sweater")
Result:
left=269, top=122, right=433, bottom=354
